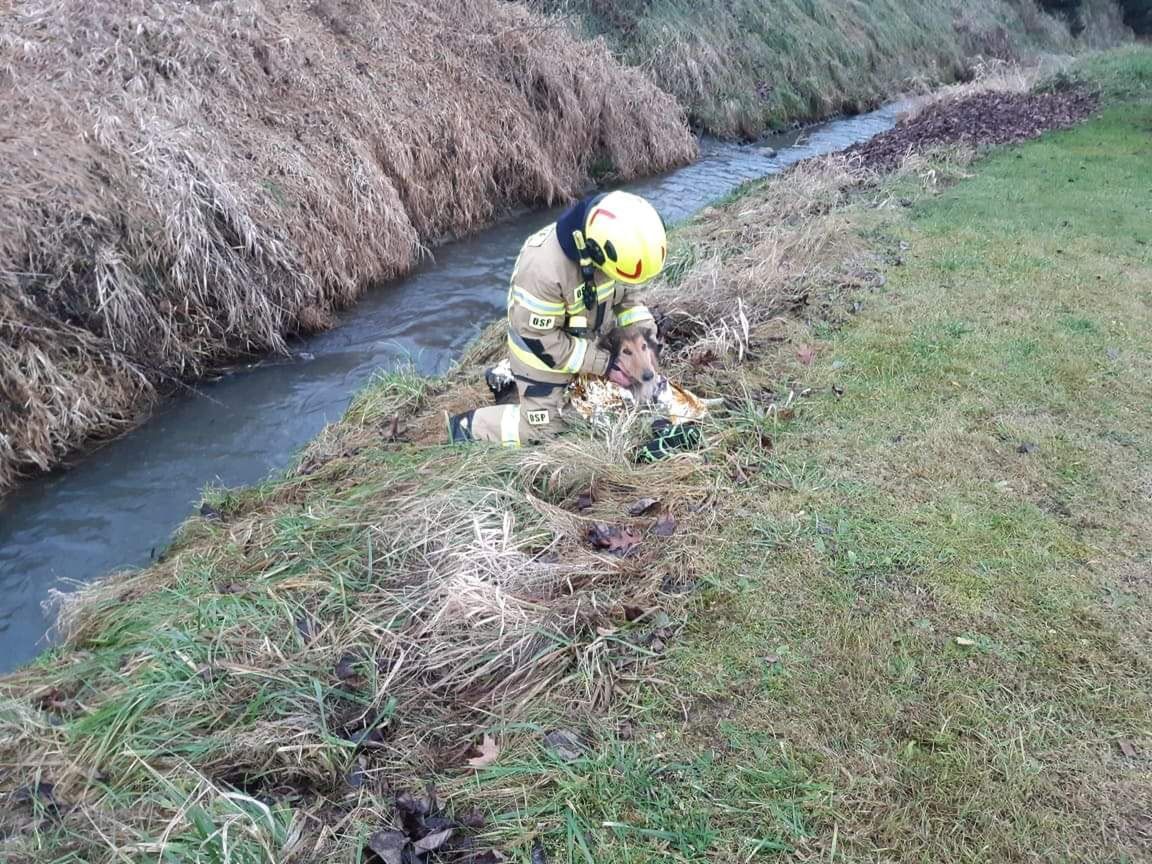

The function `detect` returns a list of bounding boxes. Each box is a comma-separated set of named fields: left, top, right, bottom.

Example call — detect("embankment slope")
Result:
left=553, top=0, right=1129, bottom=136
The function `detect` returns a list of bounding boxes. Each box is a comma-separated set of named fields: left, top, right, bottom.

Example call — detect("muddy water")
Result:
left=0, top=104, right=903, bottom=671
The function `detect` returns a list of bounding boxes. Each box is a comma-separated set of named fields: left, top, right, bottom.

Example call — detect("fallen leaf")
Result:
left=796, top=345, right=817, bottom=366
left=458, top=807, right=486, bottom=829
left=576, top=489, right=595, bottom=512
left=335, top=653, right=361, bottom=681
left=690, top=349, right=718, bottom=368
left=396, top=788, right=436, bottom=818
left=542, top=729, right=584, bottom=762
left=12, top=781, right=57, bottom=809
left=1117, top=739, right=1139, bottom=758
left=414, top=829, right=454, bottom=855
left=623, top=605, right=646, bottom=622
left=467, top=734, right=500, bottom=769
left=367, top=831, right=407, bottom=864
left=587, top=524, right=642, bottom=557
left=954, top=637, right=976, bottom=647
left=653, top=512, right=677, bottom=537
left=628, top=497, right=660, bottom=517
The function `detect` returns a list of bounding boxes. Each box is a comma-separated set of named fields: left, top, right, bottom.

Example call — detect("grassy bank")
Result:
left=0, top=0, right=1132, bottom=495
left=3, top=47, right=1151, bottom=864
left=548, top=0, right=1130, bottom=137
left=0, top=0, right=695, bottom=495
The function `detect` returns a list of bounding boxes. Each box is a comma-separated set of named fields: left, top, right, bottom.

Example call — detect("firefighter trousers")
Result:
left=468, top=378, right=568, bottom=446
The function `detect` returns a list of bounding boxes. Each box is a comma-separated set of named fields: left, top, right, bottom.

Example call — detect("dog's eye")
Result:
left=622, top=348, right=632, bottom=356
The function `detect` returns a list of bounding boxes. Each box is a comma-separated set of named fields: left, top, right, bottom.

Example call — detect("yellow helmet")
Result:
left=582, top=191, right=667, bottom=285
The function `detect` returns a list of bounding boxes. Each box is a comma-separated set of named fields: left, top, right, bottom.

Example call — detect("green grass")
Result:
left=3, top=48, right=1151, bottom=864
left=463, top=54, right=1152, bottom=861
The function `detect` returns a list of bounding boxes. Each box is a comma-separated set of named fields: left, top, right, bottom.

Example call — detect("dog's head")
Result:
left=601, top=325, right=662, bottom=404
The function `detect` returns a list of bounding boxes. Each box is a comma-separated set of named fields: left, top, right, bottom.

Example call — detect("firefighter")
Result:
left=447, top=190, right=667, bottom=446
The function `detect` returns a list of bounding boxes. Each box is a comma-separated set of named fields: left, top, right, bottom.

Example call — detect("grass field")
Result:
left=2, top=48, right=1149, bottom=864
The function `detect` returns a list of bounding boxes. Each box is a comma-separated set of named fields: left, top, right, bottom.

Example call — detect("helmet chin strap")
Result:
left=571, top=229, right=604, bottom=311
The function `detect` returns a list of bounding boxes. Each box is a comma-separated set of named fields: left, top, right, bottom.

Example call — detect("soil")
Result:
left=846, top=88, right=1100, bottom=170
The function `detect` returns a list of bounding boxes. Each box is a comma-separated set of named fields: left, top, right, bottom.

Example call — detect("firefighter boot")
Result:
left=445, top=410, right=476, bottom=444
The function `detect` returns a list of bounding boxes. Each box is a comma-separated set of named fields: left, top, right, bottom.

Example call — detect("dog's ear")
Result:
left=600, top=328, right=622, bottom=353
left=643, top=326, right=662, bottom=357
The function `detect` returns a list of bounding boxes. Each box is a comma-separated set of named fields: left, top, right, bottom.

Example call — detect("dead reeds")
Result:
left=0, top=0, right=695, bottom=494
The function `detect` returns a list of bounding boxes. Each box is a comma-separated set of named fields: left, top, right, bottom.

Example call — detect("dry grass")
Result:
left=549, top=0, right=1128, bottom=137
left=0, top=404, right=725, bottom=860
left=0, top=0, right=695, bottom=494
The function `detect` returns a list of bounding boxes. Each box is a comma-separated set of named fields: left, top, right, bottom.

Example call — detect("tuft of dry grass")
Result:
left=0, top=0, right=696, bottom=495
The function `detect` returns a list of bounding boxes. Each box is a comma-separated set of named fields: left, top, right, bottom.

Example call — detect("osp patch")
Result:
left=528, top=314, right=555, bottom=330
left=525, top=409, right=550, bottom=426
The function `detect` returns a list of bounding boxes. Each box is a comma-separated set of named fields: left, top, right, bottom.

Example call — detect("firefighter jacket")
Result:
left=505, top=200, right=654, bottom=387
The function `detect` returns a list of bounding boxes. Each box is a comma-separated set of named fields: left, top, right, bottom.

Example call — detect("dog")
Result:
left=485, top=325, right=711, bottom=426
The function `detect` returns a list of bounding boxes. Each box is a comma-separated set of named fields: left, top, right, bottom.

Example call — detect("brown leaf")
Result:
left=1118, top=739, right=1139, bottom=759
left=796, top=344, right=817, bottom=366
left=653, top=512, right=677, bottom=537
left=458, top=807, right=486, bottom=829
left=623, top=604, right=646, bottom=622
left=367, top=831, right=407, bottom=864
left=628, top=497, right=660, bottom=517
left=466, top=734, right=500, bottom=769
left=414, top=829, right=455, bottom=854
left=690, top=349, right=718, bottom=368
left=576, top=489, right=595, bottom=512
left=587, top=523, right=642, bottom=557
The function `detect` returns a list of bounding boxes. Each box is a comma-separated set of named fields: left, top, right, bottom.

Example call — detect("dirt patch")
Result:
left=846, top=88, right=1100, bottom=170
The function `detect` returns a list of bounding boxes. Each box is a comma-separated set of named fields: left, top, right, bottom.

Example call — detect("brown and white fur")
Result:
left=486, top=325, right=713, bottom=426
left=569, top=325, right=712, bottom=425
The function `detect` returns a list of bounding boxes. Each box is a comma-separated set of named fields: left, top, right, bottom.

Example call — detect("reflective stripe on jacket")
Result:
left=505, top=224, right=654, bottom=384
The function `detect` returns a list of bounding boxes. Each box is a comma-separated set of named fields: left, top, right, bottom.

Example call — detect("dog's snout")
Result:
left=642, top=370, right=654, bottom=382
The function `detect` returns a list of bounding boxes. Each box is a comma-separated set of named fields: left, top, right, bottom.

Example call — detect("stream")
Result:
left=0, top=103, right=904, bottom=672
